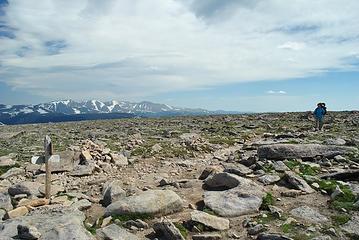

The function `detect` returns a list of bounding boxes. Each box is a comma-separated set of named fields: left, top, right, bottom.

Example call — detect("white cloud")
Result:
left=267, top=90, right=287, bottom=95
left=0, top=0, right=359, bottom=101
left=278, top=41, right=306, bottom=51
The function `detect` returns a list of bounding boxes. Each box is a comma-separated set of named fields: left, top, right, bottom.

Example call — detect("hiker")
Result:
left=314, top=103, right=326, bottom=131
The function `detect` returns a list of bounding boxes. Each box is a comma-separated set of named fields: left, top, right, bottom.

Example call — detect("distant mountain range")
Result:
left=0, top=100, right=236, bottom=125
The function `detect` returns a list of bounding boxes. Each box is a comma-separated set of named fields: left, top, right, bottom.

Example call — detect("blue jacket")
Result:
left=314, top=107, right=325, bottom=120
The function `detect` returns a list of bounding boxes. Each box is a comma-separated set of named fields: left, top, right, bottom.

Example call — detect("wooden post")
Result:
left=44, top=135, right=52, bottom=199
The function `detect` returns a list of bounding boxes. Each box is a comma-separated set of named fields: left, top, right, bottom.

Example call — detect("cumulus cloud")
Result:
left=0, top=0, right=359, bottom=101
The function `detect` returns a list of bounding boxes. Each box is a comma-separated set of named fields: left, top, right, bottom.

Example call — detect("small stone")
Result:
left=101, top=216, right=112, bottom=227
left=191, top=210, right=230, bottom=231
left=5, top=206, right=29, bottom=219
left=248, top=224, right=265, bottom=235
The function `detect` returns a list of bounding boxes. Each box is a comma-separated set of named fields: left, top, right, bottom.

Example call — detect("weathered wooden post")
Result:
left=31, top=136, right=60, bottom=199
left=44, top=135, right=52, bottom=199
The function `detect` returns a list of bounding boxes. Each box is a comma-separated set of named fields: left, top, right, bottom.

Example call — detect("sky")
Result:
left=0, top=0, right=359, bottom=112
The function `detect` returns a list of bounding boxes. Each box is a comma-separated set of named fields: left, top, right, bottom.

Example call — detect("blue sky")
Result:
left=0, top=0, right=359, bottom=112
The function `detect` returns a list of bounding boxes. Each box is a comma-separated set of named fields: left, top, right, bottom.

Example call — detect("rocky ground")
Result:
left=0, top=111, right=359, bottom=240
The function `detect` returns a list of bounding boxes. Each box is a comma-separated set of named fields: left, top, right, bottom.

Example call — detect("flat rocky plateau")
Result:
left=0, top=111, right=359, bottom=240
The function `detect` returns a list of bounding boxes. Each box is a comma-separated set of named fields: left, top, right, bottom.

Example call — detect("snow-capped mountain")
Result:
left=0, top=100, right=220, bottom=125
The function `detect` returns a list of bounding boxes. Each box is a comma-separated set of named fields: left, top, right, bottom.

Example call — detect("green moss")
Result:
left=284, top=159, right=300, bottom=170
left=331, top=214, right=351, bottom=225
left=299, top=164, right=319, bottom=176
left=261, top=192, right=274, bottom=210
left=111, top=213, right=152, bottom=222
left=317, top=180, right=358, bottom=211
left=174, top=222, right=188, bottom=238
left=202, top=207, right=216, bottom=216
left=84, top=223, right=97, bottom=235
left=262, top=164, right=275, bottom=173
left=281, top=223, right=296, bottom=233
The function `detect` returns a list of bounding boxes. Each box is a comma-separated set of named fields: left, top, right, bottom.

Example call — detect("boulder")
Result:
left=5, top=206, right=29, bottom=219
left=153, top=220, right=185, bottom=240
left=0, top=156, right=16, bottom=167
left=258, top=174, right=281, bottom=185
left=191, top=210, right=230, bottom=231
left=70, top=164, right=95, bottom=177
left=257, top=233, right=293, bottom=240
left=290, top=206, right=329, bottom=224
left=0, top=192, right=13, bottom=211
left=204, top=173, right=241, bottom=191
left=0, top=206, right=94, bottom=240
left=18, top=198, right=49, bottom=208
left=105, top=190, right=183, bottom=217
left=192, top=234, right=222, bottom=240
left=223, top=163, right=253, bottom=177
left=199, top=166, right=224, bottom=180
left=41, top=150, right=75, bottom=172
left=96, top=224, right=140, bottom=240
left=102, top=180, right=126, bottom=207
left=204, top=177, right=265, bottom=217
left=110, top=153, right=128, bottom=166
left=257, top=144, right=357, bottom=160
left=0, top=168, right=24, bottom=180
left=283, top=172, right=315, bottom=194
left=8, top=181, right=42, bottom=197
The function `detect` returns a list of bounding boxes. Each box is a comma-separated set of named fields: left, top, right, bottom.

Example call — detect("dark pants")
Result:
left=315, top=118, right=324, bottom=130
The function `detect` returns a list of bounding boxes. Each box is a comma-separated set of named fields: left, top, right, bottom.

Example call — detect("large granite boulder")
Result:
left=0, top=206, right=94, bottom=240
left=258, top=144, right=357, bottom=160
left=204, top=177, right=265, bottom=217
left=96, top=224, right=140, bottom=240
left=105, top=190, right=183, bottom=217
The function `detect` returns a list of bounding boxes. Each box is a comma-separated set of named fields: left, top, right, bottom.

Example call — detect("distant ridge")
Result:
left=0, top=100, right=237, bottom=125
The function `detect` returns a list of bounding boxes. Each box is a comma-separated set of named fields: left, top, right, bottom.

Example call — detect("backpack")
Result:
left=322, top=106, right=327, bottom=115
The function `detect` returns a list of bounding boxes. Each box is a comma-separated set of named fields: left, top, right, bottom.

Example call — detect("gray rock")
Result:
left=0, top=168, right=24, bottom=180
left=290, top=206, right=329, bottom=224
left=283, top=172, right=315, bottom=194
left=191, top=210, right=230, bottom=231
left=8, top=181, right=42, bottom=197
left=49, top=150, right=75, bottom=172
left=71, top=199, right=92, bottom=211
left=105, top=190, right=183, bottom=217
left=0, top=156, right=16, bottom=167
left=102, top=180, right=126, bottom=207
left=70, top=164, right=95, bottom=177
left=153, top=220, right=185, bottom=240
left=110, top=153, right=128, bottom=166
left=204, top=177, right=265, bottom=217
left=258, top=174, right=281, bottom=185
left=224, top=163, right=253, bottom=176
left=325, top=138, right=346, bottom=146
left=248, top=224, right=265, bottom=235
left=0, top=206, right=94, bottom=240
left=204, top=172, right=241, bottom=190
left=341, top=215, right=359, bottom=237
left=272, top=161, right=290, bottom=172
left=192, top=233, right=222, bottom=240
left=258, top=144, right=357, bottom=160
left=311, top=236, right=332, bottom=240
left=0, top=192, right=13, bottom=211
left=199, top=166, right=223, bottom=180
left=96, top=224, right=140, bottom=240
left=257, top=233, right=293, bottom=240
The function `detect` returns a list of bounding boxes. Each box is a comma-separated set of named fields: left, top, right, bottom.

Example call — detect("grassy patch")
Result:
left=111, top=213, right=153, bottom=222
left=257, top=213, right=278, bottom=224
left=208, top=136, right=236, bottom=146
left=84, top=223, right=97, bottom=235
left=0, top=163, right=20, bottom=175
left=316, top=180, right=358, bottom=211
left=331, top=214, right=351, bottom=225
left=261, top=192, right=274, bottom=210
left=202, top=207, right=216, bottom=216
left=262, top=163, right=275, bottom=173
left=284, top=159, right=300, bottom=170
left=299, top=164, right=319, bottom=176
left=174, top=222, right=189, bottom=238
